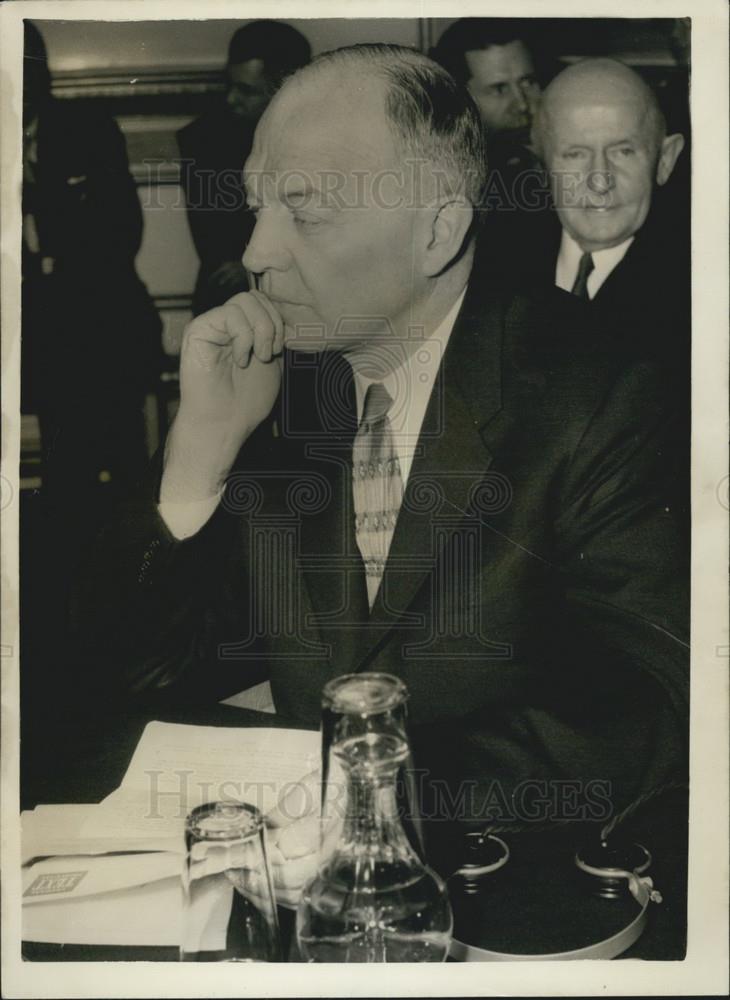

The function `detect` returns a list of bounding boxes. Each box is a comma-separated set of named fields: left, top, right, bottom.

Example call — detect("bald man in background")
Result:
left=529, top=58, right=688, bottom=378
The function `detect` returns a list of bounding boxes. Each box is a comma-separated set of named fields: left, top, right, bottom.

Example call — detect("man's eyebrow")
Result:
left=242, top=177, right=326, bottom=207
left=284, top=183, right=342, bottom=212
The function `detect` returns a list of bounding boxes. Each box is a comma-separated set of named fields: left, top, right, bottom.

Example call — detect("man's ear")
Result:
left=422, top=199, right=474, bottom=277
left=656, top=133, right=685, bottom=186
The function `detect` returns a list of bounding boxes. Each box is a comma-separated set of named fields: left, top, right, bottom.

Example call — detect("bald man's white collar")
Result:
left=555, top=229, right=634, bottom=299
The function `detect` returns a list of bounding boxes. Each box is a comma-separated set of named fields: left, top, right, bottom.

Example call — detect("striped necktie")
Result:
left=352, top=382, right=404, bottom=609
left=571, top=251, right=595, bottom=299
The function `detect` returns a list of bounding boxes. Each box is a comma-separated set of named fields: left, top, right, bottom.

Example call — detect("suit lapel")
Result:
left=287, top=351, right=370, bottom=672
left=352, top=282, right=506, bottom=666
left=591, top=236, right=641, bottom=308
left=287, top=283, right=507, bottom=673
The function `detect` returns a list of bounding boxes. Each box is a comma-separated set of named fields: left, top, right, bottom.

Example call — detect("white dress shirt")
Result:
left=555, top=229, right=634, bottom=300
left=160, top=288, right=467, bottom=540
left=347, top=287, right=466, bottom=488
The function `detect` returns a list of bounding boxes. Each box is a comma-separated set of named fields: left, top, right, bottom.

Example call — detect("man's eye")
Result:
left=562, top=150, right=586, bottom=161
left=490, top=83, right=508, bottom=97
left=614, top=146, right=635, bottom=157
left=521, top=75, right=539, bottom=90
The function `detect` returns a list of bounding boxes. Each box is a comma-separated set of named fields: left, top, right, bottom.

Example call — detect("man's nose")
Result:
left=587, top=152, right=614, bottom=195
left=510, top=83, right=529, bottom=112
left=242, top=209, right=290, bottom=274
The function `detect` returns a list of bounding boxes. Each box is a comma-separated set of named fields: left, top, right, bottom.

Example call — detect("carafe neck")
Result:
left=338, top=759, right=417, bottom=861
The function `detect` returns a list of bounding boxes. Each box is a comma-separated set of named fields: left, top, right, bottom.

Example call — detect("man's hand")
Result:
left=266, top=814, right=320, bottom=908
left=265, top=770, right=321, bottom=909
left=161, top=290, right=284, bottom=503
left=264, top=767, right=347, bottom=908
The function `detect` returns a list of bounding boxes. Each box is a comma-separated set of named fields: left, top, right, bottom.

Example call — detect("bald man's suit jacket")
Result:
left=75, top=278, right=689, bottom=855
left=479, top=200, right=690, bottom=380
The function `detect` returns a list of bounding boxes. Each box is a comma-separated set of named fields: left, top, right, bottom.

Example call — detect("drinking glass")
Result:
left=181, top=801, right=280, bottom=961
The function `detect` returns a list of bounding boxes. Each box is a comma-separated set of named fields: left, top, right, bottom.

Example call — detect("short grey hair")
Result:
left=302, top=43, right=488, bottom=207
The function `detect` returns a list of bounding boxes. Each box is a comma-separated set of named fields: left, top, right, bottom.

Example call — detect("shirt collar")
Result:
left=556, top=229, right=635, bottom=298
left=349, top=287, right=467, bottom=429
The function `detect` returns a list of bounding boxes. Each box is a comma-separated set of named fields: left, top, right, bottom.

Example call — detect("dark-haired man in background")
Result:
left=431, top=18, right=542, bottom=151
left=78, top=45, right=688, bottom=906
left=431, top=19, right=550, bottom=288
left=177, top=20, right=311, bottom=315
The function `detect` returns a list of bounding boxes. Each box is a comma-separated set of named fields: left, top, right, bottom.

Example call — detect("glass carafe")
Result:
left=296, top=672, right=453, bottom=962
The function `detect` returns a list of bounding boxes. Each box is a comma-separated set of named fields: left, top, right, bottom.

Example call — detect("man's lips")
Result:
left=261, top=292, right=305, bottom=308
left=579, top=203, right=620, bottom=212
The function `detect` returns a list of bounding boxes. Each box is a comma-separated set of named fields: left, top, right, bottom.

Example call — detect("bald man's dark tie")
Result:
left=571, top=251, right=595, bottom=299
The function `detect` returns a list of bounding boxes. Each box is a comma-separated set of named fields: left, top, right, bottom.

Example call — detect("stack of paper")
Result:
left=21, top=804, right=183, bottom=863
left=22, top=852, right=184, bottom=947
left=22, top=723, right=320, bottom=946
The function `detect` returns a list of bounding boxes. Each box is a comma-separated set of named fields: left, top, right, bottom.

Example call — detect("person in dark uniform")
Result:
left=176, top=20, right=311, bottom=316
left=21, top=22, right=162, bottom=530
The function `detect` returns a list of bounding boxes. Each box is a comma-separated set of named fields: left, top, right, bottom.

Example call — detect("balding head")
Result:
left=269, top=44, right=488, bottom=205
left=531, top=58, right=684, bottom=252
left=534, top=58, right=665, bottom=158
left=242, top=44, right=482, bottom=354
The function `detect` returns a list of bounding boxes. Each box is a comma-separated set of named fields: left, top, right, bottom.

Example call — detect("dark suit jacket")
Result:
left=578, top=207, right=690, bottom=382
left=73, top=278, right=689, bottom=863
left=475, top=199, right=690, bottom=382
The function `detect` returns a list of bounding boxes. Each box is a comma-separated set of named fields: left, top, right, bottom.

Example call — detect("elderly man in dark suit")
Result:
left=523, top=58, right=690, bottom=535
left=527, top=58, right=688, bottom=371
left=76, top=45, right=688, bottom=904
